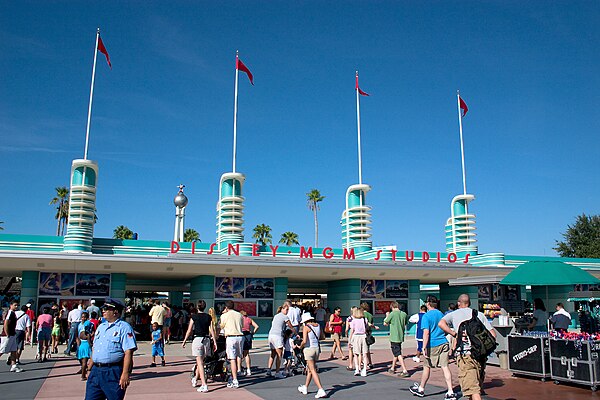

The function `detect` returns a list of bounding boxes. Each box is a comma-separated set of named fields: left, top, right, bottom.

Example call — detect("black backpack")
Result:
left=456, top=309, right=497, bottom=360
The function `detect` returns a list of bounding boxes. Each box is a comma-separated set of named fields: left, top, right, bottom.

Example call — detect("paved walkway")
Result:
left=1, top=338, right=598, bottom=399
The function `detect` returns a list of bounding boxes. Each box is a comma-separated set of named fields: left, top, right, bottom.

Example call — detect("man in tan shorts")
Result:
left=409, top=295, right=456, bottom=399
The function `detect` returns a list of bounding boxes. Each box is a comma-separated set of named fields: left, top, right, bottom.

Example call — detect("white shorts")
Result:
left=192, top=337, right=211, bottom=358
left=226, top=336, right=244, bottom=360
left=268, top=334, right=284, bottom=350
left=0, top=336, right=17, bottom=354
left=351, top=334, right=368, bottom=355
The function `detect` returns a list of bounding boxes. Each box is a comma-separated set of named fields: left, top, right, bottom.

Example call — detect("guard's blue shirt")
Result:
left=91, top=318, right=137, bottom=363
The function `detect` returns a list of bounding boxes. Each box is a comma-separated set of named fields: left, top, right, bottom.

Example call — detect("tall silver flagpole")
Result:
left=232, top=51, right=240, bottom=173
left=457, top=90, right=467, bottom=196
left=356, top=71, right=363, bottom=185
left=84, top=28, right=100, bottom=160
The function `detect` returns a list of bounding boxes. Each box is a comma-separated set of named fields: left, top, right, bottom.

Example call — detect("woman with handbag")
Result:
left=327, top=307, right=347, bottom=360
left=297, top=313, right=327, bottom=399
left=348, top=307, right=369, bottom=376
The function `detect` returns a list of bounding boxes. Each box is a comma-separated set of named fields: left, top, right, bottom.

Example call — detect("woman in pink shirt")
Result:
left=348, top=307, right=368, bottom=377
left=240, top=310, right=259, bottom=376
left=36, top=307, right=54, bottom=362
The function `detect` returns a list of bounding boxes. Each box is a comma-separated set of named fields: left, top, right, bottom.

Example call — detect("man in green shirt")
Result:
left=383, top=301, right=409, bottom=377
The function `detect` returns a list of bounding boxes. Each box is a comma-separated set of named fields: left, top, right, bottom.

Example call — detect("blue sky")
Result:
left=1, top=2, right=598, bottom=256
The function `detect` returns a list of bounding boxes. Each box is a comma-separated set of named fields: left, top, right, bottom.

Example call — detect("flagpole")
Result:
left=356, top=71, right=363, bottom=185
left=457, top=90, right=467, bottom=196
left=84, top=28, right=100, bottom=160
left=232, top=51, right=240, bottom=173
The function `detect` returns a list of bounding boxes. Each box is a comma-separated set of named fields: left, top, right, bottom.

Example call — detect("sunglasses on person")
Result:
left=101, top=305, right=117, bottom=311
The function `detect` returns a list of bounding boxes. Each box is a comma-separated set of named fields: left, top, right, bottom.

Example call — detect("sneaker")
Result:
left=191, top=376, right=198, bottom=388
left=412, top=356, right=420, bottom=363
left=266, top=370, right=272, bottom=377
left=150, top=363, right=156, bottom=367
left=400, top=371, right=410, bottom=378
left=274, top=372, right=286, bottom=379
left=246, top=369, right=252, bottom=376
left=298, top=385, right=308, bottom=395
left=197, top=385, right=208, bottom=393
left=360, top=369, right=367, bottom=377
left=226, top=379, right=239, bottom=388
left=409, top=383, right=425, bottom=397
left=353, top=370, right=360, bottom=376
left=315, top=389, right=327, bottom=399
left=444, top=393, right=457, bottom=399
left=10, top=366, right=23, bottom=373
left=161, top=360, right=166, bottom=366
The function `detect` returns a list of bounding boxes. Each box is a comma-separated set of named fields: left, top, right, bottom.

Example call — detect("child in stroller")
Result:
left=191, top=335, right=229, bottom=383
left=283, top=329, right=307, bottom=376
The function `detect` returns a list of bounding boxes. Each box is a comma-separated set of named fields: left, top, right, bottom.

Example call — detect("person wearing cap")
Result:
left=87, top=300, right=100, bottom=318
left=25, top=302, right=36, bottom=345
left=85, top=298, right=137, bottom=400
left=297, top=312, right=327, bottom=399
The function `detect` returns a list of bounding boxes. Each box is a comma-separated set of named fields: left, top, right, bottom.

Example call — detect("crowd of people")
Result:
left=0, top=293, right=534, bottom=400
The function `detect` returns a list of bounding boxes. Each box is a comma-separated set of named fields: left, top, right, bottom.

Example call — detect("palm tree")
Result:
left=49, top=187, right=69, bottom=236
left=252, top=224, right=272, bottom=246
left=279, top=231, right=299, bottom=246
left=307, top=189, right=325, bottom=247
left=0, top=221, right=4, bottom=231
left=183, top=228, right=200, bottom=242
left=113, top=225, right=134, bottom=240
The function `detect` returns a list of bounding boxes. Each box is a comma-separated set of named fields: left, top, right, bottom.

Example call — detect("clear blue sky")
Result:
left=1, top=2, right=599, bottom=256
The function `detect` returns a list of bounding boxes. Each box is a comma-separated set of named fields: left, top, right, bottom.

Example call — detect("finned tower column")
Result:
left=341, top=184, right=373, bottom=254
left=445, top=194, right=478, bottom=256
left=216, top=172, right=245, bottom=250
left=173, top=184, right=188, bottom=242
left=64, top=159, right=98, bottom=253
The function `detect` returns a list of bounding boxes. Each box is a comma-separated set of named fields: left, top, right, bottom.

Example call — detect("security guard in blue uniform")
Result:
left=85, top=298, right=137, bottom=400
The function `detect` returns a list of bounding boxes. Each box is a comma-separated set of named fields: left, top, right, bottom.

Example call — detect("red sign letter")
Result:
left=437, top=252, right=441, bottom=262
left=405, top=251, right=414, bottom=262
left=228, top=243, right=240, bottom=256
left=422, top=252, right=430, bottom=262
left=170, top=241, right=180, bottom=254
left=191, top=241, right=196, bottom=254
left=323, top=247, right=334, bottom=259
left=463, top=253, right=470, bottom=264
left=391, top=249, right=397, bottom=261
left=343, top=248, right=355, bottom=260
left=447, top=253, right=457, bottom=263
left=300, top=246, right=313, bottom=259
left=207, top=243, right=217, bottom=255
left=252, top=243, right=260, bottom=256
left=374, top=250, right=382, bottom=261
left=269, top=245, right=279, bottom=257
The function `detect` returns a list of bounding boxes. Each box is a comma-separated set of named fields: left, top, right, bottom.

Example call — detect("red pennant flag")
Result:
left=236, top=57, right=254, bottom=85
left=97, top=36, right=112, bottom=69
left=356, top=74, right=369, bottom=96
left=459, top=96, right=468, bottom=117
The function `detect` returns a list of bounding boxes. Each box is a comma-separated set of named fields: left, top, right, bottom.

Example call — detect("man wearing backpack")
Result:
left=438, top=294, right=496, bottom=400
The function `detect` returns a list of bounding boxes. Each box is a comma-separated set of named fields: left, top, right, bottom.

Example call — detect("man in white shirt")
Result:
left=288, top=304, right=301, bottom=333
left=315, top=305, right=327, bottom=333
left=14, top=305, right=31, bottom=364
left=65, top=305, right=82, bottom=355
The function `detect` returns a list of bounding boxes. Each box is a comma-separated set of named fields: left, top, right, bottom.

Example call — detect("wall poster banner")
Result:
left=215, top=277, right=245, bottom=298
left=75, top=274, right=110, bottom=297
left=39, top=273, right=76, bottom=296
left=258, top=300, right=274, bottom=317
left=375, top=300, right=394, bottom=315
left=478, top=285, right=491, bottom=301
left=245, top=278, right=274, bottom=298
left=385, top=280, right=409, bottom=298
left=234, top=301, right=257, bottom=317
left=360, top=280, right=385, bottom=299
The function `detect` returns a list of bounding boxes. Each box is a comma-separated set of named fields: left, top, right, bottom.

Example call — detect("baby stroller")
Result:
left=190, top=335, right=229, bottom=382
left=289, top=336, right=308, bottom=375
